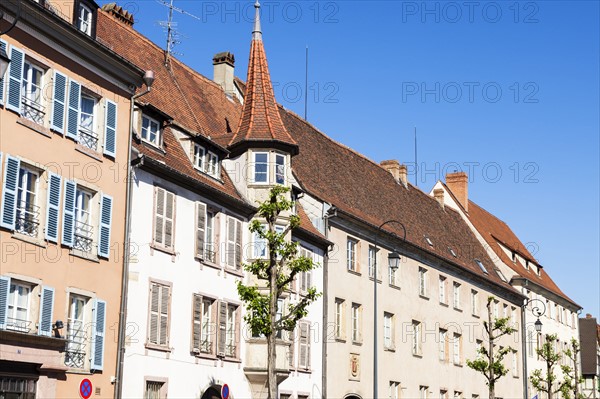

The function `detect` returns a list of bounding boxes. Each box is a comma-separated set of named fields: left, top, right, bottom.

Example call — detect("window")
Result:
left=471, top=290, right=478, bottom=316
left=298, top=247, right=313, bottom=293
left=0, top=376, right=36, bottom=399
left=439, top=328, right=447, bottom=361
left=383, top=312, right=394, bottom=349
left=65, top=294, right=87, bottom=368
left=153, top=187, right=175, bottom=251
left=475, top=259, right=488, bottom=274
left=74, top=187, right=94, bottom=253
left=476, top=339, right=483, bottom=358
left=193, top=144, right=220, bottom=178
left=453, top=333, right=462, bottom=365
left=527, top=330, right=534, bottom=357
left=503, top=304, right=509, bottom=319
left=510, top=306, right=517, bottom=328
left=142, top=115, right=161, bottom=146
left=389, top=381, right=400, bottom=399
left=148, top=281, right=170, bottom=347
left=21, top=61, right=45, bottom=125
left=275, top=153, right=285, bottom=184
left=493, top=300, right=499, bottom=319
left=418, top=267, right=428, bottom=297
left=439, top=276, right=447, bottom=304
left=351, top=303, right=361, bottom=343
left=389, top=259, right=397, bottom=286
left=195, top=202, right=216, bottom=262
left=420, top=386, right=429, bottom=399
left=424, top=236, right=433, bottom=247
left=206, top=151, right=219, bottom=176
left=253, top=227, right=267, bottom=259
left=347, top=238, right=358, bottom=272
left=225, top=216, right=242, bottom=270
left=78, top=93, right=98, bottom=150
left=334, top=298, right=345, bottom=339
left=453, top=283, right=461, bottom=309
left=449, top=247, right=457, bottom=257
left=368, top=246, right=376, bottom=278
left=145, top=380, right=166, bottom=399
left=78, top=3, right=93, bottom=35
left=440, top=390, right=448, bottom=399
left=253, top=152, right=268, bottom=183
left=7, top=282, right=31, bottom=332
left=453, top=391, right=463, bottom=399
left=193, top=144, right=205, bottom=171
left=225, top=304, right=238, bottom=357
left=15, top=166, right=39, bottom=237
left=512, top=350, right=518, bottom=376
left=192, top=295, right=215, bottom=354
left=494, top=267, right=508, bottom=282
left=412, top=320, right=422, bottom=356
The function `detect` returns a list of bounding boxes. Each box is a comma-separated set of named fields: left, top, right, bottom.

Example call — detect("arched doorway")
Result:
left=201, top=385, right=222, bottom=399
left=345, top=395, right=362, bottom=399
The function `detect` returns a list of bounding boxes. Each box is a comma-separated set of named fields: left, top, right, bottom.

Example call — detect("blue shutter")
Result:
left=45, top=172, right=62, bottom=243
left=38, top=286, right=54, bottom=336
left=66, top=80, right=81, bottom=139
left=6, top=46, right=24, bottom=113
left=0, top=276, right=10, bottom=330
left=1, top=155, right=21, bottom=230
left=0, top=40, right=7, bottom=105
left=103, top=100, right=117, bottom=157
left=51, top=71, right=67, bottom=133
left=62, top=180, right=76, bottom=247
left=91, top=299, right=106, bottom=370
left=98, top=194, right=112, bottom=258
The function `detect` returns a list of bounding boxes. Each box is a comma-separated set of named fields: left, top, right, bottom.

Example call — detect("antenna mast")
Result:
left=304, top=46, right=309, bottom=121
left=156, top=0, right=201, bottom=66
left=414, top=126, right=418, bottom=187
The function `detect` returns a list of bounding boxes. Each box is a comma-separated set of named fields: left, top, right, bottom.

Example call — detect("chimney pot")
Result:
left=433, top=188, right=445, bottom=209
left=213, top=52, right=236, bottom=97
left=381, top=160, right=408, bottom=187
left=446, top=172, right=468, bottom=212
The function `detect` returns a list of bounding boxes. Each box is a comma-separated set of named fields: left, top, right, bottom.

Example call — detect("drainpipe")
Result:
left=321, top=205, right=337, bottom=399
left=115, top=71, right=154, bottom=399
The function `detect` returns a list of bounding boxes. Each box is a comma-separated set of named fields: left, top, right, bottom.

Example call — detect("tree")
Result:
left=237, top=186, right=320, bottom=399
left=560, top=338, right=583, bottom=399
left=466, top=296, right=517, bottom=399
left=530, top=333, right=568, bottom=399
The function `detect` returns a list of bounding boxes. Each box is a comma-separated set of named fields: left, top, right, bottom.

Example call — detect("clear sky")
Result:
left=102, top=0, right=600, bottom=316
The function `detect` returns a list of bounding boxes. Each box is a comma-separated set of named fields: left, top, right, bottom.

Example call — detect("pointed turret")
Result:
left=228, top=0, right=298, bottom=156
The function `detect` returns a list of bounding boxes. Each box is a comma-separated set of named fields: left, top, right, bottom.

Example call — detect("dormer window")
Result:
left=78, top=4, right=93, bottom=35
left=193, top=143, right=220, bottom=178
left=141, top=115, right=161, bottom=147
left=251, top=150, right=289, bottom=185
left=254, top=152, right=269, bottom=183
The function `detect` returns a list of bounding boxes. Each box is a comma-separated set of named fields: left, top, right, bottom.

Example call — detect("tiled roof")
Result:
left=466, top=200, right=578, bottom=307
left=228, top=34, right=297, bottom=153
left=295, top=202, right=330, bottom=247
left=280, top=109, right=516, bottom=292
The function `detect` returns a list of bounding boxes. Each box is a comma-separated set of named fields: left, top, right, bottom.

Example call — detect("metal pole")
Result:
left=521, top=303, right=529, bottom=399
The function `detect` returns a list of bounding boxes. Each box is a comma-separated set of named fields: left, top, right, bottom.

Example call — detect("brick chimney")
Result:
left=101, top=3, right=135, bottom=26
left=213, top=52, right=235, bottom=96
left=381, top=160, right=408, bottom=187
left=446, top=172, right=468, bottom=212
left=433, top=188, right=445, bottom=209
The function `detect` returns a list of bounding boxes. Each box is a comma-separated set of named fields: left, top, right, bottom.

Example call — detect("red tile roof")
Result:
left=465, top=199, right=578, bottom=307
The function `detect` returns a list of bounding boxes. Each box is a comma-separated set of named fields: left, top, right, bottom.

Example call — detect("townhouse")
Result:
left=0, top=0, right=144, bottom=397
left=579, top=314, right=599, bottom=399
left=431, top=173, right=583, bottom=399
left=96, top=3, right=328, bottom=399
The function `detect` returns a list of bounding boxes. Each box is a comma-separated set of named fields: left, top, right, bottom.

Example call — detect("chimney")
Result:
left=101, top=3, right=135, bottom=26
left=433, top=188, right=445, bottom=209
left=213, top=52, right=235, bottom=96
left=446, top=172, right=468, bottom=212
left=381, top=160, right=408, bottom=187
left=587, top=313, right=592, bottom=319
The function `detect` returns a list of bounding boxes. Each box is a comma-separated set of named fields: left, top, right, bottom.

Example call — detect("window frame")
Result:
left=412, top=320, right=422, bottom=356
left=334, top=298, right=345, bottom=340
left=146, top=280, right=172, bottom=350
left=253, top=151, right=269, bottom=184
left=383, top=312, right=394, bottom=350
left=141, top=114, right=162, bottom=147
left=15, top=165, right=40, bottom=238
left=77, top=92, right=99, bottom=151
left=21, top=60, right=45, bottom=125
left=439, top=276, right=447, bottom=305
left=6, top=281, right=32, bottom=333
left=453, top=282, right=461, bottom=310
left=418, top=267, right=428, bottom=297
left=73, top=186, right=95, bottom=254
left=65, top=293, right=90, bottom=370
left=351, top=303, right=362, bottom=343
left=346, top=237, right=358, bottom=273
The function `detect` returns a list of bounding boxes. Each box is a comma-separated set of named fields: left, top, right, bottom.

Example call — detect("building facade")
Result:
left=0, top=0, right=143, bottom=398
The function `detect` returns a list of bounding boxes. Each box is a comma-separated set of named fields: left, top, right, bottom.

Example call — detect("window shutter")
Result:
left=103, top=100, right=117, bottom=157
left=159, top=285, right=169, bottom=346
left=38, top=286, right=55, bottom=336
left=299, top=321, right=310, bottom=369
left=0, top=276, right=10, bottom=330
left=217, top=300, right=227, bottom=357
left=149, top=283, right=159, bottom=344
left=0, top=40, right=7, bottom=105
left=91, top=299, right=107, bottom=370
left=66, top=80, right=81, bottom=139
left=226, top=218, right=235, bottom=267
left=50, top=71, right=67, bottom=133
left=154, top=187, right=164, bottom=246
left=98, top=194, right=113, bottom=258
left=1, top=155, right=20, bottom=230
left=45, top=172, right=62, bottom=242
left=164, top=191, right=174, bottom=249
left=192, top=294, right=202, bottom=351
left=195, top=202, right=206, bottom=258
left=235, top=219, right=242, bottom=269
left=62, top=180, right=76, bottom=247
left=6, top=46, right=24, bottom=113
left=288, top=328, right=295, bottom=368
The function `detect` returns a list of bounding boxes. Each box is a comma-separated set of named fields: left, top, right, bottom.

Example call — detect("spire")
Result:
left=228, top=0, right=298, bottom=155
left=252, top=0, right=262, bottom=41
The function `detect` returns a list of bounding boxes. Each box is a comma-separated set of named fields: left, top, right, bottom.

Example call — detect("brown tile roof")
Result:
left=280, top=109, right=517, bottom=292
left=466, top=199, right=578, bottom=307
left=228, top=37, right=297, bottom=153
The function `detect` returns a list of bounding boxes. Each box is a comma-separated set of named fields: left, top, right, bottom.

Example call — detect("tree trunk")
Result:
left=488, top=300, right=496, bottom=399
left=547, top=360, right=553, bottom=399
left=574, top=348, right=579, bottom=399
left=267, top=254, right=278, bottom=399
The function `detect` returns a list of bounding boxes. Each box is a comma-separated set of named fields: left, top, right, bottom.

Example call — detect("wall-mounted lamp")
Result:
left=52, top=320, right=64, bottom=338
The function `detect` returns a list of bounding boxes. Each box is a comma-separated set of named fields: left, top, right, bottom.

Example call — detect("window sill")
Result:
left=296, top=368, right=312, bottom=374
left=221, top=356, right=242, bottom=364
left=75, top=144, right=104, bottom=162
left=440, top=302, right=449, bottom=307
left=351, top=340, right=363, bottom=346
left=453, top=362, right=463, bottom=367
left=453, top=307, right=463, bottom=312
left=65, top=368, right=92, bottom=375
left=150, top=243, right=176, bottom=256
left=472, top=313, right=480, bottom=319
left=368, top=276, right=382, bottom=284
left=141, top=140, right=166, bottom=155
left=334, top=337, right=346, bottom=343
left=145, top=343, right=172, bottom=353
left=196, top=257, right=221, bottom=271
left=17, top=117, right=53, bottom=138
left=224, top=267, right=244, bottom=278
left=11, top=232, right=47, bottom=248
left=70, top=249, right=100, bottom=263
left=412, top=353, right=423, bottom=358
left=419, top=294, right=430, bottom=300
left=192, top=351, right=217, bottom=360
left=347, top=269, right=361, bottom=277
left=389, top=284, right=401, bottom=290
left=384, top=346, right=396, bottom=352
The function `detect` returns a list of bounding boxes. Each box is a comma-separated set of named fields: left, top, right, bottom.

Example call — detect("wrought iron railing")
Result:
left=74, top=220, right=93, bottom=253
left=225, top=343, right=237, bottom=358
left=200, top=338, right=212, bottom=354
left=15, top=200, right=40, bottom=237
left=65, top=320, right=87, bottom=369
left=204, top=244, right=216, bottom=263
left=5, top=317, right=32, bottom=333
left=21, top=97, right=45, bottom=125
left=78, top=126, right=99, bottom=151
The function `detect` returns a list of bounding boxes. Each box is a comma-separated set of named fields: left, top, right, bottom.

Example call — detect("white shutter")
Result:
left=195, top=202, right=206, bottom=258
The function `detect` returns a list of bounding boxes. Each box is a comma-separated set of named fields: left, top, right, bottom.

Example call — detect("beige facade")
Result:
left=0, top=0, right=142, bottom=397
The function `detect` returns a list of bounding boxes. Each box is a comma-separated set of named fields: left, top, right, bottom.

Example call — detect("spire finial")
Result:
left=252, top=0, right=262, bottom=41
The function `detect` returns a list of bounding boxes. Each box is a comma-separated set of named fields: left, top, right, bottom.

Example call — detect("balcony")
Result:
left=244, top=339, right=291, bottom=399
left=78, top=126, right=99, bottom=151
left=15, top=201, right=40, bottom=238
left=74, top=220, right=93, bottom=253
left=21, top=97, right=45, bottom=126
left=5, top=317, right=33, bottom=334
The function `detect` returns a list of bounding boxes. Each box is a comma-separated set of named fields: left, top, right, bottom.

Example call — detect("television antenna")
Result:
left=156, top=0, right=201, bottom=65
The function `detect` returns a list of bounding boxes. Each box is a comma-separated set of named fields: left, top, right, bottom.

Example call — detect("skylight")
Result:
left=475, top=259, right=488, bottom=274
left=449, top=248, right=457, bottom=257
left=424, top=236, right=434, bottom=247
left=494, top=267, right=508, bottom=282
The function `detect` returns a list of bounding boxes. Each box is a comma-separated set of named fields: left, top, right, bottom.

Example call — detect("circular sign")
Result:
left=221, top=384, right=230, bottom=399
left=80, top=379, right=92, bottom=399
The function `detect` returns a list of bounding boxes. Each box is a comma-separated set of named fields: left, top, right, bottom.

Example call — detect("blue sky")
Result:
left=105, top=0, right=599, bottom=316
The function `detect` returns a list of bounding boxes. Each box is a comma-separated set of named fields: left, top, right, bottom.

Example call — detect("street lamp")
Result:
left=521, top=297, right=547, bottom=399
left=373, top=220, right=406, bottom=399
